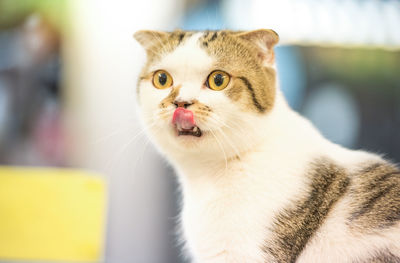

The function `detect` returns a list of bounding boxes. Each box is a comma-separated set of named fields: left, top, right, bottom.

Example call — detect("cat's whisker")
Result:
left=105, top=121, right=158, bottom=172
left=220, top=116, right=252, bottom=136
left=91, top=124, right=137, bottom=146
left=216, top=128, right=242, bottom=160
left=207, top=108, right=247, bottom=131
left=203, top=123, right=228, bottom=172
left=206, top=115, right=243, bottom=160
left=214, top=126, right=241, bottom=158
left=209, top=113, right=248, bottom=140
left=207, top=112, right=244, bottom=133
left=90, top=113, right=148, bottom=146
left=132, top=128, right=157, bottom=173
left=224, top=119, right=248, bottom=137
left=158, top=109, right=175, bottom=118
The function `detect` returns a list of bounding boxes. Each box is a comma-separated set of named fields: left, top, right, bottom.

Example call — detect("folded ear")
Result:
left=236, top=29, right=279, bottom=65
left=133, top=30, right=168, bottom=50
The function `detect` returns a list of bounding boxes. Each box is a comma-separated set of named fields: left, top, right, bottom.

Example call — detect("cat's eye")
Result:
left=207, top=70, right=230, bottom=91
left=153, top=70, right=173, bottom=89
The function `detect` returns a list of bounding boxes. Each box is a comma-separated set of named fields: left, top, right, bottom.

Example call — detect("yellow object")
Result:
left=0, top=166, right=107, bottom=262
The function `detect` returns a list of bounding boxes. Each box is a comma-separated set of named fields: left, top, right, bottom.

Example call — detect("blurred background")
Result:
left=0, top=0, right=399, bottom=262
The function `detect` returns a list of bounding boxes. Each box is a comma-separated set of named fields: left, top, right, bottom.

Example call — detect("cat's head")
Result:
left=134, top=30, right=279, bottom=158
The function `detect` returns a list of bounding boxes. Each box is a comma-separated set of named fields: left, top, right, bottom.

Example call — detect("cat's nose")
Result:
left=174, top=101, right=193, bottom=109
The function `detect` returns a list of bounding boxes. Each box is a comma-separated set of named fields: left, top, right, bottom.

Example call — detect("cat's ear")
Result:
left=236, top=29, right=279, bottom=65
left=133, top=30, right=168, bottom=50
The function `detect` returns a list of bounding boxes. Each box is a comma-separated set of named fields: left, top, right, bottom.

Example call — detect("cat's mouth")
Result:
left=176, top=125, right=202, bottom=137
left=172, top=107, right=202, bottom=137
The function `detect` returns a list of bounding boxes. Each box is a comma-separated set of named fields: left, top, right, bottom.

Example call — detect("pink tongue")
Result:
left=172, top=107, right=196, bottom=130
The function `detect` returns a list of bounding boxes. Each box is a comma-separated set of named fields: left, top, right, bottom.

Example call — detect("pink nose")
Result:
left=172, top=107, right=196, bottom=130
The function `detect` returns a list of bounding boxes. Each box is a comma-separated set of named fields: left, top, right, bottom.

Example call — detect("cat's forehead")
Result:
left=150, top=32, right=213, bottom=74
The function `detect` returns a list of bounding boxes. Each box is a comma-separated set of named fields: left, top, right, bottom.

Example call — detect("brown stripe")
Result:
left=209, top=32, right=218, bottom=42
left=349, top=162, right=400, bottom=230
left=352, top=184, right=396, bottom=219
left=178, top=32, right=185, bottom=44
left=238, top=76, right=266, bottom=113
left=366, top=171, right=399, bottom=191
left=159, top=86, right=180, bottom=108
left=264, top=159, right=349, bottom=263
left=362, top=163, right=382, bottom=173
left=355, top=249, right=400, bottom=263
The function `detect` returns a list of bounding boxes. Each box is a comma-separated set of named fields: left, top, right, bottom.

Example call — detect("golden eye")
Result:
left=207, top=70, right=230, bottom=91
left=152, top=70, right=173, bottom=89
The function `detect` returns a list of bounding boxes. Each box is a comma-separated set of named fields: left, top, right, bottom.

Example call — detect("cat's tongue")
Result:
left=172, top=107, right=196, bottom=130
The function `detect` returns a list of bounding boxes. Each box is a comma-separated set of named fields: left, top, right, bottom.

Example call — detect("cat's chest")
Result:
left=180, top=189, right=269, bottom=263
left=175, top=153, right=311, bottom=262
left=178, top=170, right=304, bottom=263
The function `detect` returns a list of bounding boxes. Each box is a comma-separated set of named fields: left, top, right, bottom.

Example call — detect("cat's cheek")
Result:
left=139, top=83, right=169, bottom=114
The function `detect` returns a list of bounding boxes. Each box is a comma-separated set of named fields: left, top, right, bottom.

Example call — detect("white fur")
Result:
left=137, top=34, right=400, bottom=262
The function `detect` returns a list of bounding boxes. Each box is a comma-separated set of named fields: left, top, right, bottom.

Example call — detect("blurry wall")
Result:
left=63, top=1, right=183, bottom=262
left=0, top=1, right=64, bottom=166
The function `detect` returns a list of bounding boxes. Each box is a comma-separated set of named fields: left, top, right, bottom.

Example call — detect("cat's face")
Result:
left=134, top=30, right=279, bottom=157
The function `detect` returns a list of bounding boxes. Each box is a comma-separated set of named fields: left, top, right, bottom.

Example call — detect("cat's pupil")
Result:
left=214, top=74, right=224, bottom=86
left=158, top=73, right=167, bottom=85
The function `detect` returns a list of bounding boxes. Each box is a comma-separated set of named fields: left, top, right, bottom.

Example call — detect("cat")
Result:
left=133, top=29, right=400, bottom=263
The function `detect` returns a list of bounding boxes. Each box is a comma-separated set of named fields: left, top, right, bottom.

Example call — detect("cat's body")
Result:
left=134, top=30, right=400, bottom=263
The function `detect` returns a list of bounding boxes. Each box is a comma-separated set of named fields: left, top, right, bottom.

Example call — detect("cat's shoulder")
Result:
left=348, top=159, right=400, bottom=231
left=314, top=148, right=400, bottom=231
